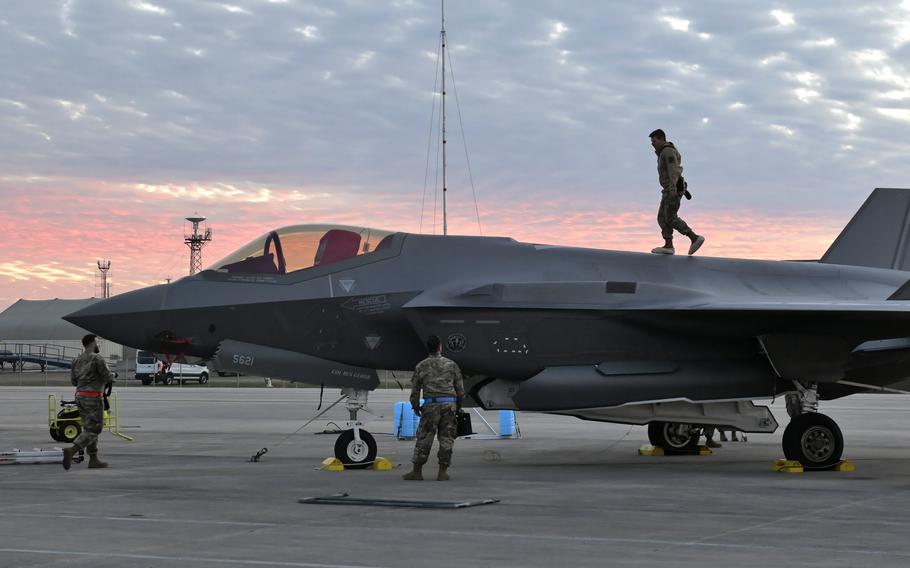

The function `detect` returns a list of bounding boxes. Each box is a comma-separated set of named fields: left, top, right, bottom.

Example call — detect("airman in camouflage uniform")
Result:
left=650, top=129, right=705, bottom=256
left=403, top=335, right=465, bottom=481
left=62, top=334, right=114, bottom=470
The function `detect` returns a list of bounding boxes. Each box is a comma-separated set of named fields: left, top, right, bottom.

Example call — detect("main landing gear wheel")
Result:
left=783, top=412, right=843, bottom=468
left=334, top=429, right=377, bottom=469
left=648, top=421, right=701, bottom=452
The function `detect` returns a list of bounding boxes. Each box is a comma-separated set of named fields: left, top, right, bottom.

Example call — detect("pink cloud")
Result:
left=0, top=178, right=848, bottom=310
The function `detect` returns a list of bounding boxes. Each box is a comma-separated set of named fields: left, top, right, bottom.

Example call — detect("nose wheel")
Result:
left=332, top=387, right=378, bottom=468
left=334, top=428, right=377, bottom=468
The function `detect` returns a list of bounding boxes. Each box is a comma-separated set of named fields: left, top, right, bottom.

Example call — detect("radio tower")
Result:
left=96, top=260, right=112, bottom=298
left=184, top=214, right=213, bottom=275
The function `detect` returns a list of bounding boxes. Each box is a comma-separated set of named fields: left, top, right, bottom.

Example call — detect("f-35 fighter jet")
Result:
left=66, top=188, right=910, bottom=469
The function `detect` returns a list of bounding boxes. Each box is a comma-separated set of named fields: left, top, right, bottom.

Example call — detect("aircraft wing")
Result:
left=404, top=281, right=910, bottom=384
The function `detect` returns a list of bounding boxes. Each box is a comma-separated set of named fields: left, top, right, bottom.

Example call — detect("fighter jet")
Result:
left=66, top=188, right=910, bottom=469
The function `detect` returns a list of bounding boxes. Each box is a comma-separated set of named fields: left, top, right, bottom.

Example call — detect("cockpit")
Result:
left=209, top=225, right=397, bottom=275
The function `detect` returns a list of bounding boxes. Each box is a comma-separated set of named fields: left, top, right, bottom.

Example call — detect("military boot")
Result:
left=402, top=463, right=423, bottom=480
left=62, top=446, right=78, bottom=471
left=437, top=465, right=450, bottom=481
left=651, top=238, right=675, bottom=255
left=87, top=453, right=109, bottom=469
left=687, top=234, right=705, bottom=255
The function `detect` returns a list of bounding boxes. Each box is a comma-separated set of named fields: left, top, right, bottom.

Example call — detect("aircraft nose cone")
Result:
left=64, top=285, right=169, bottom=350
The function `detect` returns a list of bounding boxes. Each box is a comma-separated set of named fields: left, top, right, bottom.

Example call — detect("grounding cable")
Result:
left=249, top=393, right=348, bottom=462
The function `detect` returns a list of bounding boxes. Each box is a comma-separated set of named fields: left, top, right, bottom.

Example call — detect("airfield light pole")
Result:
left=96, top=259, right=111, bottom=299
left=185, top=214, right=213, bottom=275
left=441, top=0, right=448, bottom=236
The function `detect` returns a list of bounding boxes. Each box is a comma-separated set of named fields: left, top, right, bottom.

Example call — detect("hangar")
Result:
left=0, top=298, right=131, bottom=371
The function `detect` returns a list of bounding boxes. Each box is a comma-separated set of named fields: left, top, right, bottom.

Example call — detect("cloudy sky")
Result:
left=2, top=0, right=910, bottom=309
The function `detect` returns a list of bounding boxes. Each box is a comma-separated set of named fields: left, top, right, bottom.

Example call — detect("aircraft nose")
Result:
left=64, top=285, right=169, bottom=350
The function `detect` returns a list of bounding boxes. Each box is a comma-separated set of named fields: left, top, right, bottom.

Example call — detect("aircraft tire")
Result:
left=334, top=429, right=377, bottom=469
left=648, top=421, right=700, bottom=451
left=782, top=412, right=843, bottom=468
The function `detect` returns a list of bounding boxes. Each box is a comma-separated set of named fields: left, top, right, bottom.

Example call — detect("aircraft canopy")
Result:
left=210, top=224, right=396, bottom=275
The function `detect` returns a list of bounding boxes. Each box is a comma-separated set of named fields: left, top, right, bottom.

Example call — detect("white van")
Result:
left=135, top=351, right=209, bottom=385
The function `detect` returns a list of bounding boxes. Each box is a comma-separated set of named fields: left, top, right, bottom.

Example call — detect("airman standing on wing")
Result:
left=649, top=129, right=706, bottom=255
left=403, top=335, right=465, bottom=481
left=62, top=334, right=114, bottom=470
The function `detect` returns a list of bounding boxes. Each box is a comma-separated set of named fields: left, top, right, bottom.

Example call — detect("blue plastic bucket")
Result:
left=499, top=410, right=516, bottom=437
left=394, top=401, right=422, bottom=439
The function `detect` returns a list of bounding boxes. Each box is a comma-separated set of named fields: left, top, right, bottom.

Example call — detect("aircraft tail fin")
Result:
left=821, top=188, right=910, bottom=270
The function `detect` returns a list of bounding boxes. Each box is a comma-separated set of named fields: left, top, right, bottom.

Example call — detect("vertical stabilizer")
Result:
left=821, top=188, right=910, bottom=270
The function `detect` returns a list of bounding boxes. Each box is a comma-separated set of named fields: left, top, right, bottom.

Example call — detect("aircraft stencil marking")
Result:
left=341, top=295, right=390, bottom=316
left=447, top=333, right=467, bottom=353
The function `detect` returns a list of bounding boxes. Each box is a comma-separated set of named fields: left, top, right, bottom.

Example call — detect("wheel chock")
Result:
left=639, top=444, right=665, bottom=456
left=833, top=460, right=855, bottom=472
left=371, top=457, right=393, bottom=471
left=772, top=459, right=804, bottom=473
left=320, top=458, right=345, bottom=471
left=772, top=459, right=855, bottom=473
left=639, top=444, right=712, bottom=457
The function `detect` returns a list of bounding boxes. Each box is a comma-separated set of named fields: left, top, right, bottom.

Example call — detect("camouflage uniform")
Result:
left=409, top=354, right=465, bottom=466
left=656, top=141, right=694, bottom=240
left=69, top=351, right=113, bottom=454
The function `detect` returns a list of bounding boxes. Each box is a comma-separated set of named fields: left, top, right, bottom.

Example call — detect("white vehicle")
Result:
left=135, top=351, right=209, bottom=385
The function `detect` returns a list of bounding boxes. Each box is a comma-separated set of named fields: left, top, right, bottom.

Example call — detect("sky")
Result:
left=2, top=0, right=910, bottom=310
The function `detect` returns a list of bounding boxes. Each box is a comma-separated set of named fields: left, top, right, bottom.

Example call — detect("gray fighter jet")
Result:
left=66, top=188, right=910, bottom=469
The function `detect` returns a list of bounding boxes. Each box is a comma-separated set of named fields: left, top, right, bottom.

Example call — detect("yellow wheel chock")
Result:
left=320, top=456, right=393, bottom=471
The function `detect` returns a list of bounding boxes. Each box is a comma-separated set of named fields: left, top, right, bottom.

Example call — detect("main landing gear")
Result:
left=782, top=381, right=844, bottom=468
left=333, top=388, right=378, bottom=469
left=647, top=421, right=701, bottom=452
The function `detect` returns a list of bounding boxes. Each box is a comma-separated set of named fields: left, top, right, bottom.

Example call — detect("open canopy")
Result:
left=209, top=224, right=396, bottom=275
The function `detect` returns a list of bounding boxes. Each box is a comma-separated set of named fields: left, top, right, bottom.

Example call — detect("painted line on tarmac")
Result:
left=698, top=486, right=904, bottom=544
left=0, top=548, right=382, bottom=568
left=2, top=512, right=279, bottom=527
left=314, top=525, right=910, bottom=559
left=0, top=492, right=136, bottom=512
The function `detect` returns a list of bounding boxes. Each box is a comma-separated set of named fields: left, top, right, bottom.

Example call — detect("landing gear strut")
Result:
left=782, top=381, right=844, bottom=468
left=334, top=388, right=378, bottom=468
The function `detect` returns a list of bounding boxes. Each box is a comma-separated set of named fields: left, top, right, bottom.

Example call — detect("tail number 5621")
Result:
left=233, top=354, right=255, bottom=367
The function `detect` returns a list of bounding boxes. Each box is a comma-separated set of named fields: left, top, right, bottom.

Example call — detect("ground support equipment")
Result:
left=48, top=393, right=134, bottom=443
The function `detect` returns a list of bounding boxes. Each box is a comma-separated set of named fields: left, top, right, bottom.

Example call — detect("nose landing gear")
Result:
left=334, top=388, right=378, bottom=469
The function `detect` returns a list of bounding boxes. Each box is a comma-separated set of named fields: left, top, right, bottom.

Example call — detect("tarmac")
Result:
left=2, top=386, right=910, bottom=567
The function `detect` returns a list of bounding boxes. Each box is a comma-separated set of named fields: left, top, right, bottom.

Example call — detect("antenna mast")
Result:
left=96, top=260, right=111, bottom=299
left=184, top=213, right=213, bottom=275
left=441, top=0, right=448, bottom=236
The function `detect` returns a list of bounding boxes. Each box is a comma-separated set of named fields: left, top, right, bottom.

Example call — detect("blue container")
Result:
left=394, top=401, right=422, bottom=439
left=499, top=410, right=516, bottom=437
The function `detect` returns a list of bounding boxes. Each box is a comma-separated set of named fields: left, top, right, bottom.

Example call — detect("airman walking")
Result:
left=649, top=128, right=705, bottom=255
left=62, top=334, right=114, bottom=470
